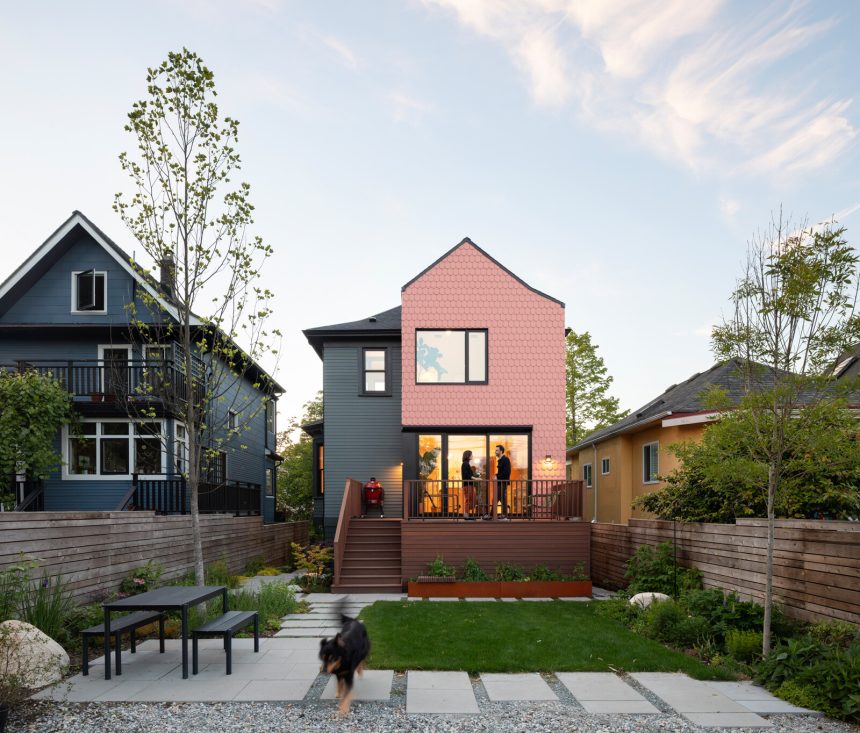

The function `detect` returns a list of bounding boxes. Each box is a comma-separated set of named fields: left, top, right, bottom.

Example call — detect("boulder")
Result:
left=0, top=620, right=69, bottom=688
left=629, top=592, right=671, bottom=608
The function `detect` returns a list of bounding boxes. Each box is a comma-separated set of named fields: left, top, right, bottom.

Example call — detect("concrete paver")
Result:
left=480, top=673, right=557, bottom=701
left=232, top=679, right=315, bottom=701
left=556, top=672, right=659, bottom=714
left=684, top=713, right=774, bottom=728
left=321, top=670, right=394, bottom=701
left=129, top=677, right=251, bottom=702
left=706, top=681, right=821, bottom=715
left=407, top=671, right=479, bottom=715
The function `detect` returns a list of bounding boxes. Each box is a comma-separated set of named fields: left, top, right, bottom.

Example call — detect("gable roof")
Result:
left=568, top=358, right=860, bottom=452
left=303, top=305, right=401, bottom=358
left=0, top=211, right=284, bottom=394
left=402, top=237, right=565, bottom=308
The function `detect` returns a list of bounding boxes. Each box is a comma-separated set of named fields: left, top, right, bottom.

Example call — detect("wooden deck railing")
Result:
left=404, top=479, right=584, bottom=520
left=333, top=478, right=364, bottom=587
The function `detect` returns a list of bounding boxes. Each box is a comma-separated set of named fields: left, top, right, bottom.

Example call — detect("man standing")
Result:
left=494, top=445, right=511, bottom=520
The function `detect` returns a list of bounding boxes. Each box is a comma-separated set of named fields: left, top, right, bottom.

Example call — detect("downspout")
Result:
left=592, top=442, right=598, bottom=523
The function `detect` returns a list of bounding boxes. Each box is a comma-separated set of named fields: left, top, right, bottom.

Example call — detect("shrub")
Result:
left=244, top=556, right=265, bottom=575
left=291, top=543, right=334, bottom=591
left=205, top=560, right=240, bottom=589
left=625, top=542, right=702, bottom=596
left=462, top=558, right=489, bottom=582
left=531, top=565, right=562, bottom=581
left=119, top=560, right=164, bottom=595
left=230, top=581, right=299, bottom=632
left=0, top=557, right=34, bottom=621
left=594, top=596, right=643, bottom=626
left=426, top=555, right=455, bottom=578
left=566, top=561, right=589, bottom=581
left=256, top=567, right=281, bottom=577
left=19, top=572, right=76, bottom=642
left=808, top=620, right=859, bottom=649
left=494, top=562, right=526, bottom=581
left=808, top=644, right=860, bottom=721
left=641, top=599, right=685, bottom=643
left=674, top=616, right=711, bottom=649
left=754, top=637, right=825, bottom=689
left=680, top=589, right=763, bottom=644
left=726, top=629, right=763, bottom=663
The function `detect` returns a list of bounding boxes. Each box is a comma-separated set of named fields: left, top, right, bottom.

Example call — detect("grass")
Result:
left=359, top=601, right=733, bottom=680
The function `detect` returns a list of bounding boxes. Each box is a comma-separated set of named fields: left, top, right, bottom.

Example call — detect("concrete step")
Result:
left=332, top=584, right=403, bottom=593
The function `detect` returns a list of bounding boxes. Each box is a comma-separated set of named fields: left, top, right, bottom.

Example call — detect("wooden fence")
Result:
left=591, top=519, right=860, bottom=625
left=0, top=512, right=309, bottom=602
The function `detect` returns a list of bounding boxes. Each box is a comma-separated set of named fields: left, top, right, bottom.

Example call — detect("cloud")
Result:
left=320, top=35, right=359, bottom=70
left=719, top=195, right=740, bottom=219
left=389, top=92, right=435, bottom=123
left=423, top=0, right=856, bottom=177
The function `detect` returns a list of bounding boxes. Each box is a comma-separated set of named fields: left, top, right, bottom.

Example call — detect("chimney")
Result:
left=160, top=256, right=175, bottom=300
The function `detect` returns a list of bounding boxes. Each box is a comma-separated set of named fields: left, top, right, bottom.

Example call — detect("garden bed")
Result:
left=408, top=579, right=592, bottom=598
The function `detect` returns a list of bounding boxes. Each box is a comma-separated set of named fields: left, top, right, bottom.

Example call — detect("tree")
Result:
left=565, top=330, right=627, bottom=446
left=635, top=394, right=860, bottom=523
left=0, top=371, right=74, bottom=504
left=276, top=392, right=323, bottom=521
left=114, top=49, right=278, bottom=585
left=710, top=212, right=860, bottom=655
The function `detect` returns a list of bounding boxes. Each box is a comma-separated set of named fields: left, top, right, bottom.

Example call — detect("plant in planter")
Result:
left=417, top=555, right=457, bottom=583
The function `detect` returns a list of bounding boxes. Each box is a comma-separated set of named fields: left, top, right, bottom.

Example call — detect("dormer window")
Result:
left=72, top=270, right=106, bottom=313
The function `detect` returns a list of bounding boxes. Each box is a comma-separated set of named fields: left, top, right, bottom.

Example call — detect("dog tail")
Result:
left=336, top=598, right=355, bottom=624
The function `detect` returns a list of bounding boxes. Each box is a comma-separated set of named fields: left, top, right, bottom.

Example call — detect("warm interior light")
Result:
left=543, top=454, right=552, bottom=466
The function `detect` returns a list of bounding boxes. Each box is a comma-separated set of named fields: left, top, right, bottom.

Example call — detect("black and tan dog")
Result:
left=319, top=605, right=371, bottom=716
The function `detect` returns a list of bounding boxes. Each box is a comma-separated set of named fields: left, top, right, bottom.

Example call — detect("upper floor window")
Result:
left=643, top=442, right=659, bottom=483
left=363, top=349, right=388, bottom=394
left=416, top=329, right=487, bottom=384
left=72, top=270, right=106, bottom=313
left=228, top=410, right=239, bottom=431
left=601, top=457, right=610, bottom=475
left=265, top=401, right=276, bottom=433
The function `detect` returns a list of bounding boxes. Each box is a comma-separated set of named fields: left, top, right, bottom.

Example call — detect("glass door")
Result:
left=446, top=435, right=487, bottom=517
left=100, top=347, right=130, bottom=397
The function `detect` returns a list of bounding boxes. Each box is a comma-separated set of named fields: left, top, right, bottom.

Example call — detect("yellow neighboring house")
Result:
left=567, top=350, right=860, bottom=524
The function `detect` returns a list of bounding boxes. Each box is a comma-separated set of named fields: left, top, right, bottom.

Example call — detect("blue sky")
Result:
left=1, top=0, right=858, bottom=428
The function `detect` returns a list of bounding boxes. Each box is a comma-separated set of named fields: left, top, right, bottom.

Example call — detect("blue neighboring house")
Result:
left=0, top=211, right=283, bottom=521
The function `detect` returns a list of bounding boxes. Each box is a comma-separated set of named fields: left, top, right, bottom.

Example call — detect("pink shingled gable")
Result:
left=401, top=241, right=566, bottom=480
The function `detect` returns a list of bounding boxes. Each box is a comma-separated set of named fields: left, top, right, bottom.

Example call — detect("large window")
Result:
left=71, top=270, right=106, bottom=313
left=416, top=329, right=487, bottom=384
left=363, top=348, right=387, bottom=393
left=66, top=420, right=165, bottom=478
left=643, top=442, right=659, bottom=483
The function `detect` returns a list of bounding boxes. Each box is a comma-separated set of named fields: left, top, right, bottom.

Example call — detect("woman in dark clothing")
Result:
left=461, top=450, right=476, bottom=519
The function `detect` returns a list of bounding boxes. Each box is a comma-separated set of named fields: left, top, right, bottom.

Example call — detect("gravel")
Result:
left=10, top=700, right=859, bottom=733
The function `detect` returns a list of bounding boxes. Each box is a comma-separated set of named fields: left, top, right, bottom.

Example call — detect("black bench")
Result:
left=82, top=610, right=165, bottom=676
left=192, top=611, right=259, bottom=675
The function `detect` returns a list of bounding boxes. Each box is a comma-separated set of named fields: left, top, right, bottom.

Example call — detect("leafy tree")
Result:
left=276, top=392, right=323, bottom=521
left=709, top=212, right=860, bottom=655
left=565, top=330, right=627, bottom=445
left=114, top=49, right=278, bottom=585
left=0, top=371, right=74, bottom=497
left=635, top=394, right=860, bottom=523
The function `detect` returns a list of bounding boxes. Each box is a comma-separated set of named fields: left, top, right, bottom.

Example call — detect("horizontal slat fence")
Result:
left=591, top=519, right=860, bottom=625
left=0, top=512, right=309, bottom=602
left=401, top=521, right=590, bottom=581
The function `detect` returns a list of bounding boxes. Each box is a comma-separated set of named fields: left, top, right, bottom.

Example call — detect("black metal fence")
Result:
left=129, top=476, right=261, bottom=516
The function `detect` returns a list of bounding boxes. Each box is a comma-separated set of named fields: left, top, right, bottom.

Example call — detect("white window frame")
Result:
left=601, top=457, right=610, bottom=475
left=62, top=418, right=167, bottom=480
left=582, top=463, right=593, bottom=488
left=228, top=410, right=239, bottom=431
left=97, top=344, right=131, bottom=393
left=70, top=270, right=108, bottom=314
left=174, top=422, right=188, bottom=475
left=643, top=441, right=659, bottom=484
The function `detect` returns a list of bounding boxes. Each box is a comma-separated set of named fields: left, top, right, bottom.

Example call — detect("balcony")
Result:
left=122, top=476, right=261, bottom=516
left=1, top=359, right=206, bottom=412
left=403, top=479, right=584, bottom=521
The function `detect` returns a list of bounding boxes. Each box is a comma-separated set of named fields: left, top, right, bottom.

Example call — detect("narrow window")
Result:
left=266, top=401, right=276, bottom=433
left=601, top=457, right=610, bottom=475
left=643, top=442, right=659, bottom=483
left=317, top=444, right=325, bottom=497
left=582, top=463, right=593, bottom=488
left=175, top=423, right=188, bottom=474
left=73, top=270, right=106, bottom=312
left=363, top=349, right=387, bottom=393
left=265, top=467, right=274, bottom=497
left=228, top=410, right=239, bottom=431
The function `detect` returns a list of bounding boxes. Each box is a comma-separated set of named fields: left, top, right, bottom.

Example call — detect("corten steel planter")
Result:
left=407, top=580, right=592, bottom=598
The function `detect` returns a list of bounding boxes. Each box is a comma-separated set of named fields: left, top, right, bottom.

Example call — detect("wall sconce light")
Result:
left=543, top=454, right=553, bottom=467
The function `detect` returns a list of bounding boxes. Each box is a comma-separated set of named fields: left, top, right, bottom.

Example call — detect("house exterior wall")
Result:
left=569, top=421, right=707, bottom=524
left=401, top=243, right=566, bottom=480
left=323, top=341, right=402, bottom=539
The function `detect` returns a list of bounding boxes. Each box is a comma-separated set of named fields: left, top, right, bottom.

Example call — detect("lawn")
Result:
left=359, top=600, right=732, bottom=680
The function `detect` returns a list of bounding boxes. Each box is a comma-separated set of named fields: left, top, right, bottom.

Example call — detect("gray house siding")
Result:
left=323, top=341, right=402, bottom=539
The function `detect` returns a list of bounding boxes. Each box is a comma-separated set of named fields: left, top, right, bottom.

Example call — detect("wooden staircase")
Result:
left=332, top=518, right=402, bottom=593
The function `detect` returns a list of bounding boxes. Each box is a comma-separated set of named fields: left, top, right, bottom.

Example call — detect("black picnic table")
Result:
left=103, top=585, right=228, bottom=680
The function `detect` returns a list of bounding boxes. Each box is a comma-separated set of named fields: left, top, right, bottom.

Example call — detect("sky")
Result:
left=1, top=0, right=859, bottom=430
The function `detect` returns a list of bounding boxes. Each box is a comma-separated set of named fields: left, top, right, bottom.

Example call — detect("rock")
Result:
left=0, top=620, right=69, bottom=687
left=629, top=592, right=671, bottom=608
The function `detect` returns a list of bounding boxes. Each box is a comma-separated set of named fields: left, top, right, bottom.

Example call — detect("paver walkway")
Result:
left=33, top=592, right=821, bottom=729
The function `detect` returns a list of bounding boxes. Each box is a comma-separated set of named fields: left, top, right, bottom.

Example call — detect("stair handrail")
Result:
left=333, top=478, right=364, bottom=587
